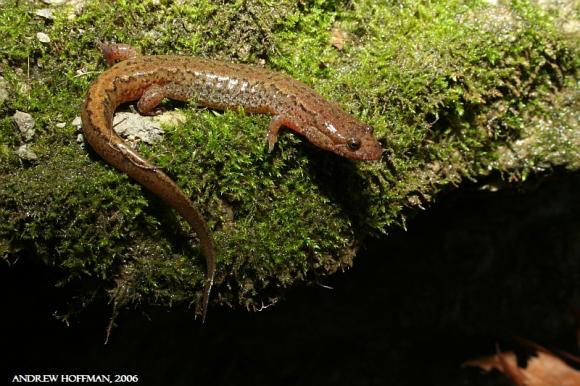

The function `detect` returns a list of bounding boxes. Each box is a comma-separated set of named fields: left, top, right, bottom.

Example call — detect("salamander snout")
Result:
left=312, top=120, right=382, bottom=161
left=343, top=132, right=382, bottom=160
left=341, top=123, right=382, bottom=161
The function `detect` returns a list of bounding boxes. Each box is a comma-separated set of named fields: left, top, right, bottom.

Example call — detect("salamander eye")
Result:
left=347, top=137, right=361, bottom=151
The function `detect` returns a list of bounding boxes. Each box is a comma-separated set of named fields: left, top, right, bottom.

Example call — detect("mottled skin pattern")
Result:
left=81, top=44, right=382, bottom=321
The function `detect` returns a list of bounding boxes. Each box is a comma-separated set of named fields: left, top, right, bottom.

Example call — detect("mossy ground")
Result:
left=0, top=0, right=577, bottom=320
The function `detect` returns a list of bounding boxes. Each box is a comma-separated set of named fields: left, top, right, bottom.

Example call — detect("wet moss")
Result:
left=0, top=0, right=577, bottom=320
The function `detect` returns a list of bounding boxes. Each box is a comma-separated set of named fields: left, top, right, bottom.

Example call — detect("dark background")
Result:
left=3, top=171, right=579, bottom=385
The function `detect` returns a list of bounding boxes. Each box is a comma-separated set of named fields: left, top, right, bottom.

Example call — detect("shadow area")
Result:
left=2, top=171, right=579, bottom=386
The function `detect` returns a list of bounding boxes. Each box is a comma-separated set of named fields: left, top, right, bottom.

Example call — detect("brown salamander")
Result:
left=81, top=44, right=382, bottom=321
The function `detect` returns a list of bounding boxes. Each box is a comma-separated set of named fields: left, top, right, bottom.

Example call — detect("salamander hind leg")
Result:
left=137, top=84, right=168, bottom=115
left=137, top=83, right=194, bottom=116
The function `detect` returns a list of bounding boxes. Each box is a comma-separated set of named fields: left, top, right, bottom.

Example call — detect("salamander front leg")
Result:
left=266, top=115, right=288, bottom=152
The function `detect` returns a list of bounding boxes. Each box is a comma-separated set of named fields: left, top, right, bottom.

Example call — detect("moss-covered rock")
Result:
left=0, top=0, right=577, bottom=320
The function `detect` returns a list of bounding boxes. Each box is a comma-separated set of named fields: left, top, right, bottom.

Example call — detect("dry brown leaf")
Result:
left=575, top=308, right=580, bottom=349
left=465, top=349, right=580, bottom=386
left=464, top=351, right=526, bottom=385
left=526, top=352, right=580, bottom=386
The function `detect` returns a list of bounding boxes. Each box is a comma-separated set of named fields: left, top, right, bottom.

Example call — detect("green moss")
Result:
left=0, top=0, right=577, bottom=318
left=0, top=4, right=44, bottom=61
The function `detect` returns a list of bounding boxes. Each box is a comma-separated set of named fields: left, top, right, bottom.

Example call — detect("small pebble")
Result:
left=35, top=9, right=55, bottom=20
left=13, top=111, right=36, bottom=141
left=15, top=144, right=38, bottom=161
left=0, top=76, right=9, bottom=107
left=36, top=32, right=51, bottom=43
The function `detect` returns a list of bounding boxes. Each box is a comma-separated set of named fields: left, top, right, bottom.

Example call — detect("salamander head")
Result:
left=324, top=120, right=382, bottom=161
left=304, top=105, right=383, bottom=161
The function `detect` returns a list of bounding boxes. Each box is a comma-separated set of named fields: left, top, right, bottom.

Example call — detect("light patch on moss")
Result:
left=495, top=80, right=580, bottom=178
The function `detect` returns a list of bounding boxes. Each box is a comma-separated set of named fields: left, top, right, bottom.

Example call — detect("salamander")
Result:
left=81, top=43, right=382, bottom=321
